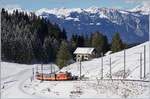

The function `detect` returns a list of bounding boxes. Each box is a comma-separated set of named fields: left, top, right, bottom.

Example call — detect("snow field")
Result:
left=61, top=41, right=150, bottom=80
left=22, top=79, right=149, bottom=98
left=1, top=41, right=150, bottom=98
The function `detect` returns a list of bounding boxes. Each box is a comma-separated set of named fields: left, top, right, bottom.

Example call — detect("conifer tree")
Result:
left=43, top=36, right=53, bottom=62
left=84, top=34, right=91, bottom=47
left=56, top=40, right=71, bottom=68
left=91, top=32, right=108, bottom=57
left=61, top=28, right=67, bottom=40
left=102, top=35, right=110, bottom=54
left=1, top=8, right=66, bottom=64
left=111, top=33, right=125, bottom=52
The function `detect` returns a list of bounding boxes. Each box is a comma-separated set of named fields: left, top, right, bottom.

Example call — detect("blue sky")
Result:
left=0, top=0, right=145, bottom=10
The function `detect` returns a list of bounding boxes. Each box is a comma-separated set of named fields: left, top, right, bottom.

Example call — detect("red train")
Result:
left=36, top=72, right=78, bottom=81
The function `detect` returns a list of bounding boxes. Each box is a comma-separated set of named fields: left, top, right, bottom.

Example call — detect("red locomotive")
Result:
left=36, top=71, right=78, bottom=81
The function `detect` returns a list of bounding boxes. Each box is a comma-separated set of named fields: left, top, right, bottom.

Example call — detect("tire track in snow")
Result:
left=1, top=69, right=39, bottom=98
left=18, top=69, right=47, bottom=98
left=1, top=69, right=29, bottom=81
left=1, top=69, right=30, bottom=91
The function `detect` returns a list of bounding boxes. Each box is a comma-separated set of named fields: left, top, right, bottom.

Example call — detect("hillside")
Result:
left=61, top=41, right=150, bottom=80
left=1, top=41, right=150, bottom=98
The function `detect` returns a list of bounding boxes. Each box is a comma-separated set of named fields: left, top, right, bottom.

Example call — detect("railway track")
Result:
left=98, top=78, right=150, bottom=82
left=36, top=78, right=149, bottom=82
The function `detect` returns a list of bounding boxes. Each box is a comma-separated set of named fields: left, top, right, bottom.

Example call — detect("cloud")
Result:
left=126, top=0, right=150, bottom=3
left=125, top=0, right=150, bottom=10
left=0, top=4, right=21, bottom=9
left=125, top=0, right=150, bottom=4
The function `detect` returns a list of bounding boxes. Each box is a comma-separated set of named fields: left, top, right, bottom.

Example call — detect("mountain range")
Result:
left=6, top=6, right=150, bottom=44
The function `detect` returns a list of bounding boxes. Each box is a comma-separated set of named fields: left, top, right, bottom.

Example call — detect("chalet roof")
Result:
left=73, top=47, right=95, bottom=54
left=104, top=51, right=112, bottom=56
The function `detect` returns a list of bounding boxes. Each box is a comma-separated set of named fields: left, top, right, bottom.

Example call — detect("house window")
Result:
left=77, top=59, right=80, bottom=62
left=84, top=55, right=88, bottom=57
left=84, top=55, right=88, bottom=60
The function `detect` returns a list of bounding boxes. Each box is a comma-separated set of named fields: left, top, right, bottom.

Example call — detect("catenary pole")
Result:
left=32, top=68, right=34, bottom=80
left=123, top=49, right=126, bottom=79
left=140, top=53, right=142, bottom=79
left=143, top=45, right=146, bottom=79
left=51, top=63, right=52, bottom=73
left=101, top=53, right=103, bottom=79
left=110, top=57, right=112, bottom=79
left=148, top=11, right=150, bottom=94
left=41, top=63, right=43, bottom=81
left=0, top=9, right=1, bottom=65
left=36, top=65, right=38, bottom=73
left=80, top=60, right=82, bottom=80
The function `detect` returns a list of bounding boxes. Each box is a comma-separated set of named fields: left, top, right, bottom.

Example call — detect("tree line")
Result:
left=1, top=8, right=126, bottom=68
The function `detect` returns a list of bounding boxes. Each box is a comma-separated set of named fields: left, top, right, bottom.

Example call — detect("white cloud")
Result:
left=1, top=4, right=21, bottom=9
left=128, top=0, right=150, bottom=14
left=126, top=0, right=150, bottom=3
left=125, top=0, right=150, bottom=5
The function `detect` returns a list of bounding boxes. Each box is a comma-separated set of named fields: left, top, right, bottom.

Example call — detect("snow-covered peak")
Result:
left=119, top=10, right=129, bottom=14
left=130, top=4, right=150, bottom=15
left=36, top=7, right=119, bottom=19
left=35, top=7, right=138, bottom=20
left=36, top=7, right=83, bottom=17
left=85, top=6, right=101, bottom=13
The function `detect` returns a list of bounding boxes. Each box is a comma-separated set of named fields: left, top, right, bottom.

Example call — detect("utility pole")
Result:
left=123, top=49, right=126, bottom=79
left=54, top=65, right=55, bottom=73
left=41, top=63, right=43, bottom=81
left=36, top=65, right=38, bottom=73
left=149, top=13, right=150, bottom=82
left=143, top=45, right=146, bottom=79
left=51, top=63, right=53, bottom=73
left=80, top=60, right=82, bottom=80
left=110, top=57, right=112, bottom=79
left=101, top=53, right=103, bottom=79
left=0, top=7, right=1, bottom=73
left=140, top=53, right=142, bottom=79
left=32, top=68, right=34, bottom=80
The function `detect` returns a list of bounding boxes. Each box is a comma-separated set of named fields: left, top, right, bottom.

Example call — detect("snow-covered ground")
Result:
left=1, top=41, right=150, bottom=98
left=1, top=63, right=59, bottom=98
left=61, top=41, right=150, bottom=80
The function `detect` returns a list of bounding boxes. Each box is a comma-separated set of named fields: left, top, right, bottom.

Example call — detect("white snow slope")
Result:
left=61, top=41, right=150, bottom=80
left=1, top=41, right=150, bottom=98
left=1, top=63, right=59, bottom=98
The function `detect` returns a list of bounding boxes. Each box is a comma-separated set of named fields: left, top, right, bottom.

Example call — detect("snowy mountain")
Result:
left=35, top=7, right=149, bottom=44
left=130, top=3, right=150, bottom=15
left=1, top=41, right=150, bottom=98
left=5, top=7, right=149, bottom=43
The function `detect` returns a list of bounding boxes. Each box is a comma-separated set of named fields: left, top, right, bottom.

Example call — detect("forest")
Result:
left=1, top=8, right=126, bottom=68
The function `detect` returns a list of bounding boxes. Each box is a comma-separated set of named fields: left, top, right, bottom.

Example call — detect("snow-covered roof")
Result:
left=73, top=47, right=95, bottom=54
left=105, top=51, right=112, bottom=56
